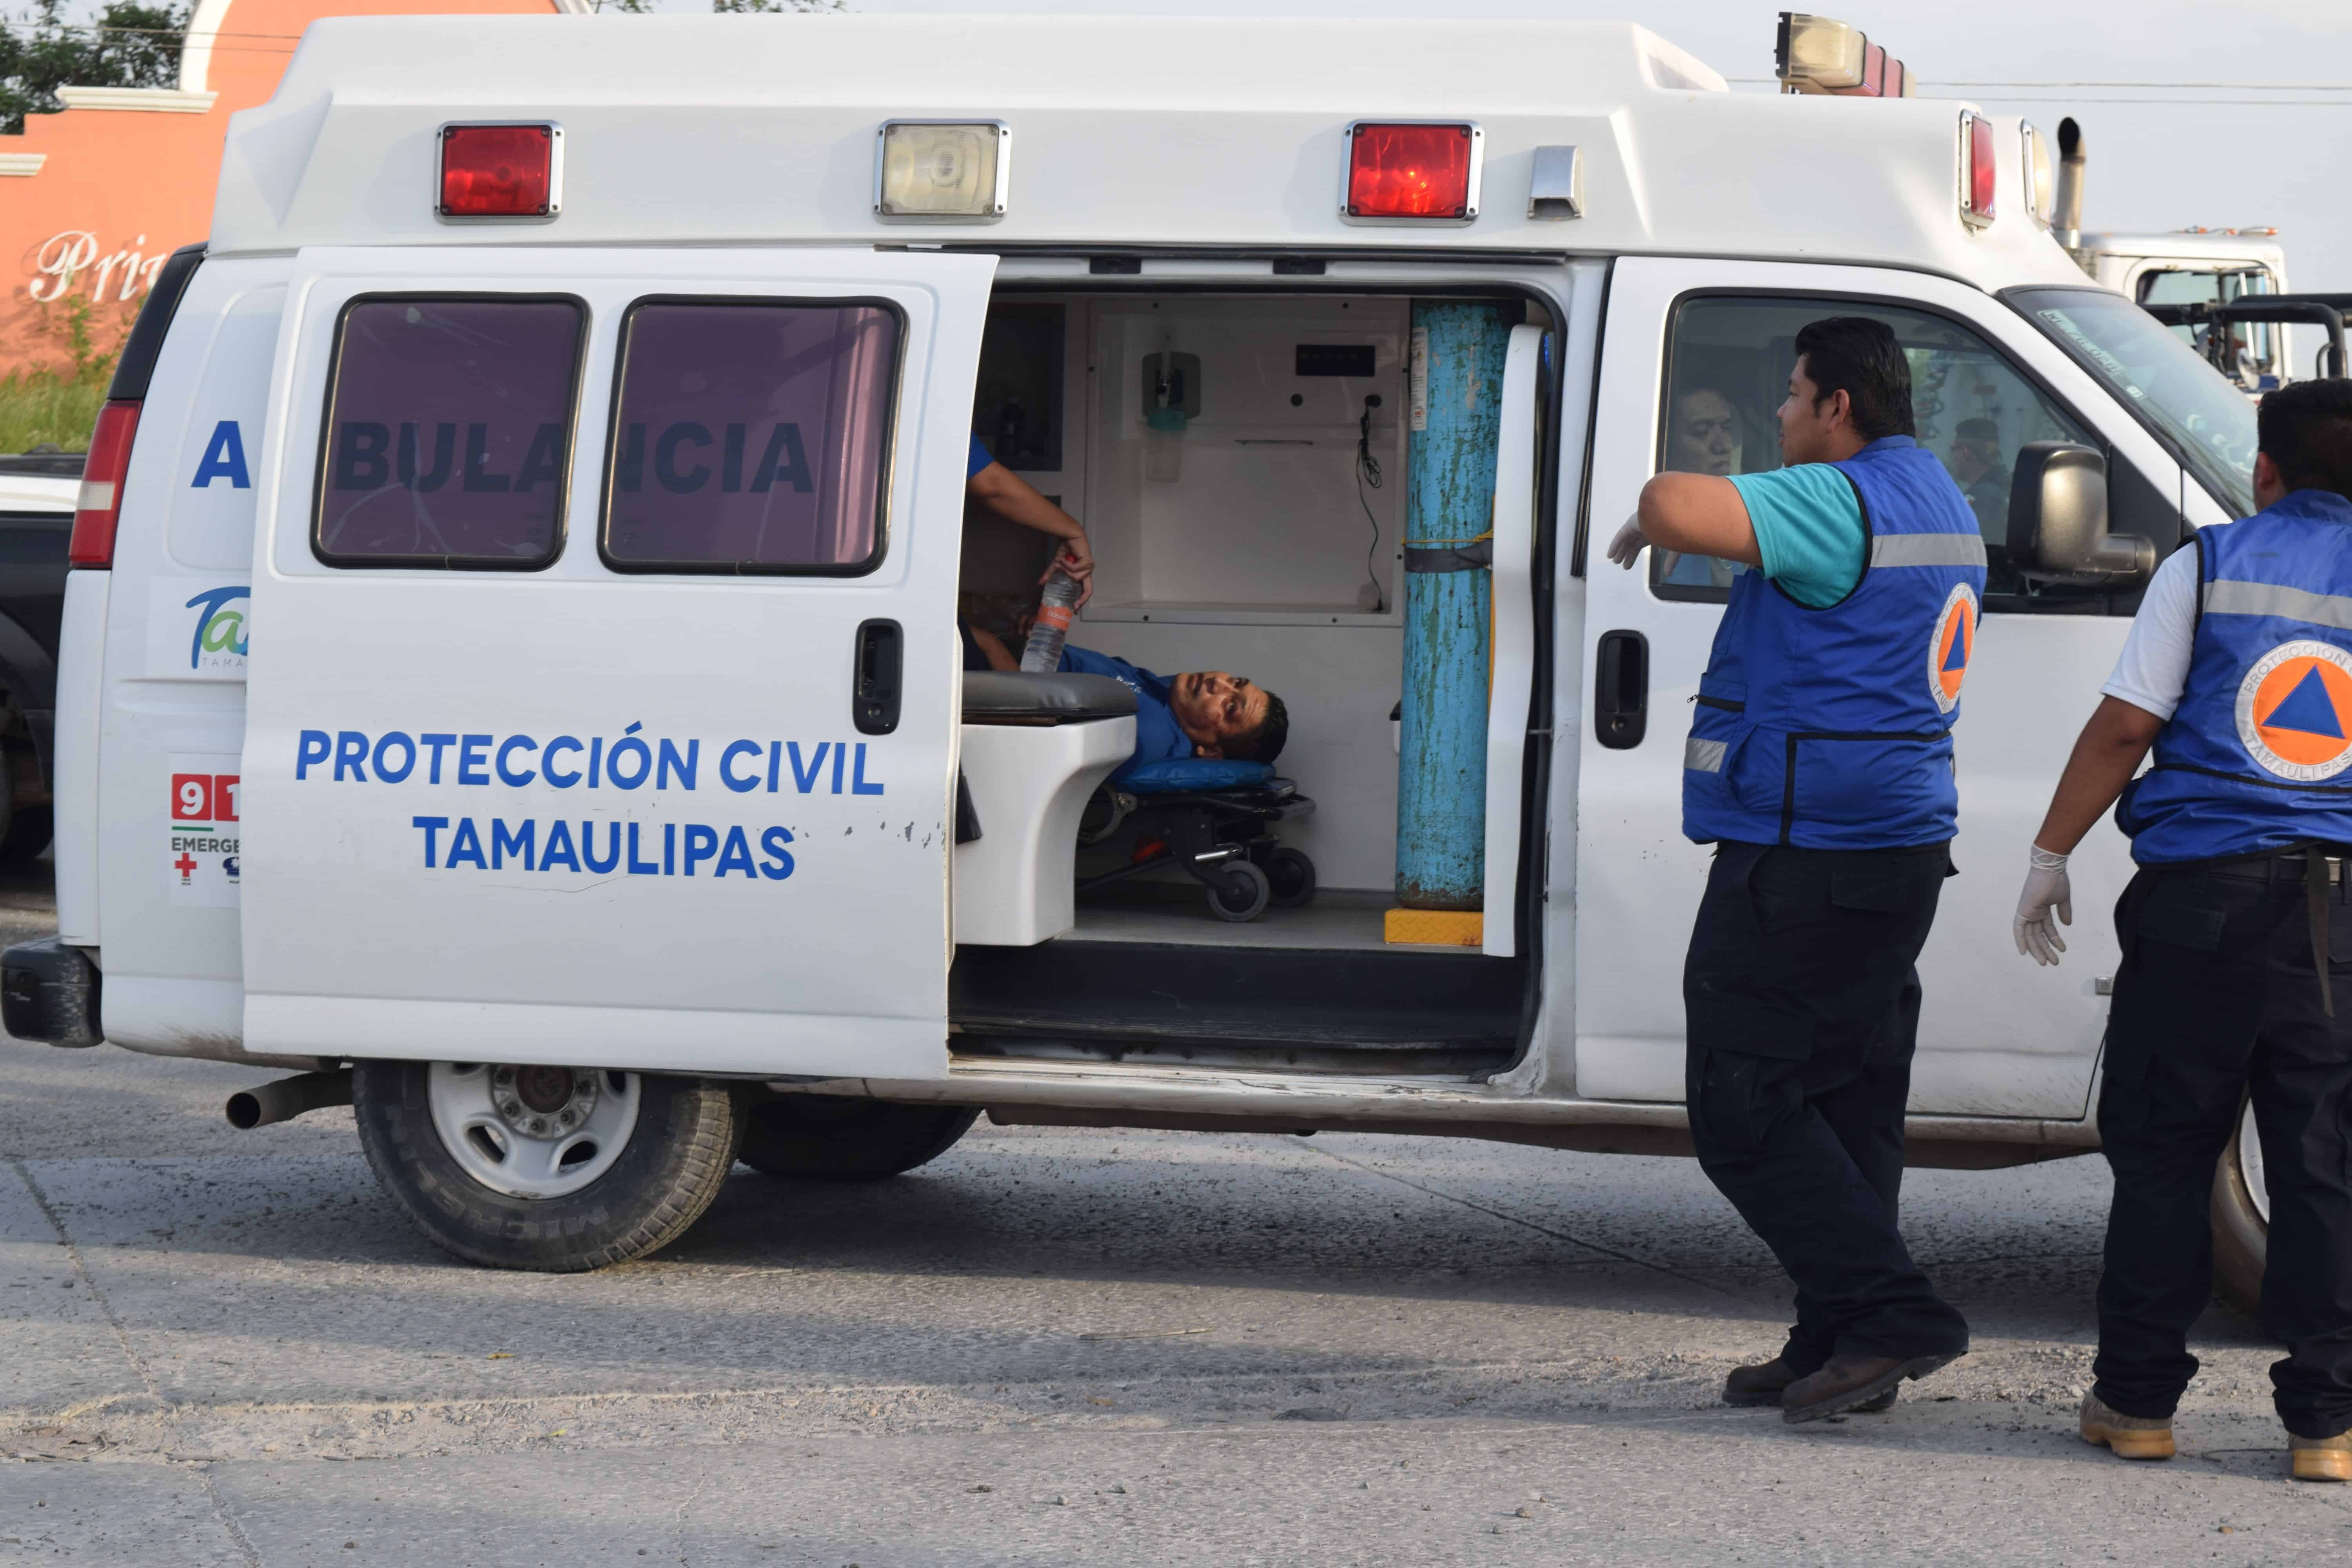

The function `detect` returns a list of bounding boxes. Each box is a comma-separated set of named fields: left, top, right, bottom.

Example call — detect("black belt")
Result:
left=2210, top=847, right=2350, bottom=1015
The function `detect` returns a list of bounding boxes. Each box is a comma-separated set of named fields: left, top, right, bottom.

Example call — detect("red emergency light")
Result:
left=69, top=399, right=141, bottom=568
left=1959, top=112, right=1996, bottom=228
left=438, top=123, right=563, bottom=220
left=1343, top=122, right=1483, bottom=225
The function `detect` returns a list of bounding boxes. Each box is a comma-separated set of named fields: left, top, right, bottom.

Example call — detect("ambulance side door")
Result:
left=240, top=247, right=994, bottom=1080
left=1573, top=258, right=2176, bottom=1116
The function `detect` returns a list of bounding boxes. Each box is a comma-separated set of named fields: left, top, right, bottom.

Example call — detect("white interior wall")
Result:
left=1085, top=297, right=1406, bottom=625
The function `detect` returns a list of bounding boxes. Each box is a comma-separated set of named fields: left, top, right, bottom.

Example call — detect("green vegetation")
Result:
left=0, top=1, right=189, bottom=136
left=1, top=294, right=132, bottom=454
left=0, top=361, right=108, bottom=452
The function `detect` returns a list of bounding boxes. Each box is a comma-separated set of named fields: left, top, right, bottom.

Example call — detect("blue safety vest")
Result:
left=1682, top=436, right=1988, bottom=849
left=2116, top=489, right=2352, bottom=864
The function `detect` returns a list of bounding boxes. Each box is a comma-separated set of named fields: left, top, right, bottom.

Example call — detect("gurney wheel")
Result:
left=1264, top=847, right=1316, bottom=909
left=1205, top=860, right=1271, bottom=922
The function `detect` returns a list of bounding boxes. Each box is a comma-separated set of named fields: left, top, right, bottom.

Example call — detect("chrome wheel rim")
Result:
left=2238, top=1098, right=2270, bottom=1226
left=427, top=1062, right=642, bottom=1199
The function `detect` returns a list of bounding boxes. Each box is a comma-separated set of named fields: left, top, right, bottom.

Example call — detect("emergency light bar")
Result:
left=875, top=121, right=1010, bottom=222
left=1775, top=13, right=1914, bottom=97
left=1341, top=122, right=1483, bottom=225
left=437, top=123, right=561, bottom=220
left=1959, top=112, right=1996, bottom=228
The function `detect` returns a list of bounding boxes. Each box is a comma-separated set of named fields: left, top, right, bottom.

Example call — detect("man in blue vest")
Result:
left=2014, top=378, right=2352, bottom=1483
left=1608, top=317, right=1985, bottom=1424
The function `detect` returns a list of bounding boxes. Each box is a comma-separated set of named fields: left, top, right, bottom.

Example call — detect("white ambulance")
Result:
left=0, top=13, right=2276, bottom=1292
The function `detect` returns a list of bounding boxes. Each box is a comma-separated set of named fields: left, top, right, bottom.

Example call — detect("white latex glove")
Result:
left=2013, top=845, right=2073, bottom=966
left=1606, top=511, right=1649, bottom=570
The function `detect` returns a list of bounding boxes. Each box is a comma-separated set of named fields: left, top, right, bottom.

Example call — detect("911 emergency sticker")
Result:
left=1927, top=581, right=1978, bottom=716
left=168, top=753, right=241, bottom=907
left=2236, top=639, right=2352, bottom=782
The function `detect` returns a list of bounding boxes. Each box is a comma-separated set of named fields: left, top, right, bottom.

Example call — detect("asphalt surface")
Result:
left=2, top=870, right=2347, bottom=1565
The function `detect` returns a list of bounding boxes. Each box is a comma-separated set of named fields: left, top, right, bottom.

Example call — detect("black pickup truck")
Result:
left=0, top=448, right=82, bottom=862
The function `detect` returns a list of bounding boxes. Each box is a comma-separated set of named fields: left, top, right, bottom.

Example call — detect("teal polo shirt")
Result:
left=1727, top=464, right=1867, bottom=609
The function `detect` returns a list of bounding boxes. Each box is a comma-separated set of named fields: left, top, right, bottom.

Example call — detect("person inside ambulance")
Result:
left=964, top=621, right=1288, bottom=784
left=965, top=434, right=1096, bottom=604
left=1947, top=416, right=2012, bottom=538
left=2013, top=378, right=2352, bottom=1483
left=1652, top=385, right=1748, bottom=591
left=1606, top=316, right=1984, bottom=1425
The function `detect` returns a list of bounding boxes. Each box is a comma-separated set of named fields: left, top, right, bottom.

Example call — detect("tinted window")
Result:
left=1650, top=296, right=2102, bottom=612
left=314, top=297, right=583, bottom=568
left=601, top=301, right=900, bottom=573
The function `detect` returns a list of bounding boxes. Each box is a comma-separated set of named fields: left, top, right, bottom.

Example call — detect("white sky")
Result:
left=826, top=0, right=2352, bottom=304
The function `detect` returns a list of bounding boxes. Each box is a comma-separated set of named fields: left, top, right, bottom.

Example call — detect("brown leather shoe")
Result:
left=2079, top=1392, right=2175, bottom=1461
left=1781, top=1352, right=1957, bottom=1424
left=2289, top=1429, right=2351, bottom=1482
left=1725, top=1357, right=1895, bottom=1412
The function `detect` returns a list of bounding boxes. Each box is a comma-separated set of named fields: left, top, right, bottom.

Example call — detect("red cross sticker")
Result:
left=174, top=853, right=196, bottom=881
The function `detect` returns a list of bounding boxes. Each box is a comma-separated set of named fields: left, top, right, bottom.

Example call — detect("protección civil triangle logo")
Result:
left=184, top=586, right=249, bottom=671
left=2237, top=639, right=2352, bottom=781
left=1927, top=582, right=1978, bottom=716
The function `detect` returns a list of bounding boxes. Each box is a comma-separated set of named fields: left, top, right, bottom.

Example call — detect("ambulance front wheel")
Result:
left=352, top=1059, right=742, bottom=1272
left=2210, top=1096, right=2267, bottom=1317
left=737, top=1095, right=980, bottom=1181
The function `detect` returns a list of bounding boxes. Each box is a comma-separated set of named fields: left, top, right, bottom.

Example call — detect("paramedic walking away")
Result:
left=2015, top=379, right=2352, bottom=1483
left=1608, top=317, right=1982, bottom=1423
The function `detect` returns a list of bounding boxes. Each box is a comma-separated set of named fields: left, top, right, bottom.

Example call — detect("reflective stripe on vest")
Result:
left=2118, top=490, right=2352, bottom=864
left=1871, top=532, right=1990, bottom=570
left=1681, top=436, right=1987, bottom=851
left=2203, top=577, right=2352, bottom=633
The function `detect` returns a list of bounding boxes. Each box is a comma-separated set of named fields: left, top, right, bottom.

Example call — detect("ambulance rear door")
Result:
left=240, top=247, right=995, bottom=1080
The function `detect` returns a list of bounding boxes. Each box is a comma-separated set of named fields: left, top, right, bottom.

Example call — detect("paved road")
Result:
left=2, top=876, right=2347, bottom=1564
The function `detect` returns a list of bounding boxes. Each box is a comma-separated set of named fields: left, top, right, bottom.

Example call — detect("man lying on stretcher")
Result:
left=960, top=621, right=1289, bottom=786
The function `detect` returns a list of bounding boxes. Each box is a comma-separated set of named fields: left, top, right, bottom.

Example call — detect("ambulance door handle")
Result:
left=853, top=619, right=902, bottom=735
left=1594, top=629, right=1648, bottom=750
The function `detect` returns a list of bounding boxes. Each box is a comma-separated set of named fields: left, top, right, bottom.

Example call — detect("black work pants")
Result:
left=1684, top=840, right=1971, bottom=1369
left=2093, top=864, right=2352, bottom=1440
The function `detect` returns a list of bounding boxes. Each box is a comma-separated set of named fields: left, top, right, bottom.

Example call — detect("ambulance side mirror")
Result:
left=2006, top=442, right=2156, bottom=588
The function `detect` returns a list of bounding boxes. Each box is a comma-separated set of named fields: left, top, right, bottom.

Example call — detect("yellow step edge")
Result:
left=1383, top=908, right=1484, bottom=947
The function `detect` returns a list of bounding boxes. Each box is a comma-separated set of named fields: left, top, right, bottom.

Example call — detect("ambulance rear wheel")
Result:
left=737, top=1095, right=979, bottom=1181
left=1205, top=860, right=1270, bottom=922
left=353, top=1059, right=742, bottom=1272
left=2211, top=1096, right=2268, bottom=1317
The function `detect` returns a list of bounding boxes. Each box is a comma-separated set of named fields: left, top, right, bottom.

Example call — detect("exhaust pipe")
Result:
left=2053, top=116, right=2087, bottom=252
left=226, top=1068, right=353, bottom=1130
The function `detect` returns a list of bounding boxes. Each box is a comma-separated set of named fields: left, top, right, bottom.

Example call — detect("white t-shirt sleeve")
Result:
left=2100, top=544, right=2200, bottom=721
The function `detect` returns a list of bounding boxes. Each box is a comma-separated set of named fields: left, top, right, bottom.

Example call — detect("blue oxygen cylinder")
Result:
left=1395, top=300, right=1509, bottom=911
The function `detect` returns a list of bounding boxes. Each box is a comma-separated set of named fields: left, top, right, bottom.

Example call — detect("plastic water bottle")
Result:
left=1020, top=569, right=1081, bottom=673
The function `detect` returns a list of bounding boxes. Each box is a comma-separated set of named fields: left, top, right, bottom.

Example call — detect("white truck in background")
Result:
left=2047, top=115, right=2342, bottom=392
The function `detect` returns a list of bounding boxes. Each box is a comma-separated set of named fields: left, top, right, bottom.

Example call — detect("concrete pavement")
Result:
left=3, top=893, right=2347, bottom=1562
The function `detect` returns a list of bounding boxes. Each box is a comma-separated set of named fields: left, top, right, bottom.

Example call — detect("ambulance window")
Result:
left=314, top=297, right=584, bottom=569
left=1650, top=296, right=2103, bottom=613
left=600, top=299, right=901, bottom=574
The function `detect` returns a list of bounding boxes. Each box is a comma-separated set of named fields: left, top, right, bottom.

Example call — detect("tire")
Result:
left=737, top=1095, right=979, bottom=1181
left=1205, top=859, right=1271, bottom=922
left=2211, top=1095, right=2268, bottom=1317
left=1263, top=846, right=1316, bottom=909
left=352, top=1059, right=741, bottom=1272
